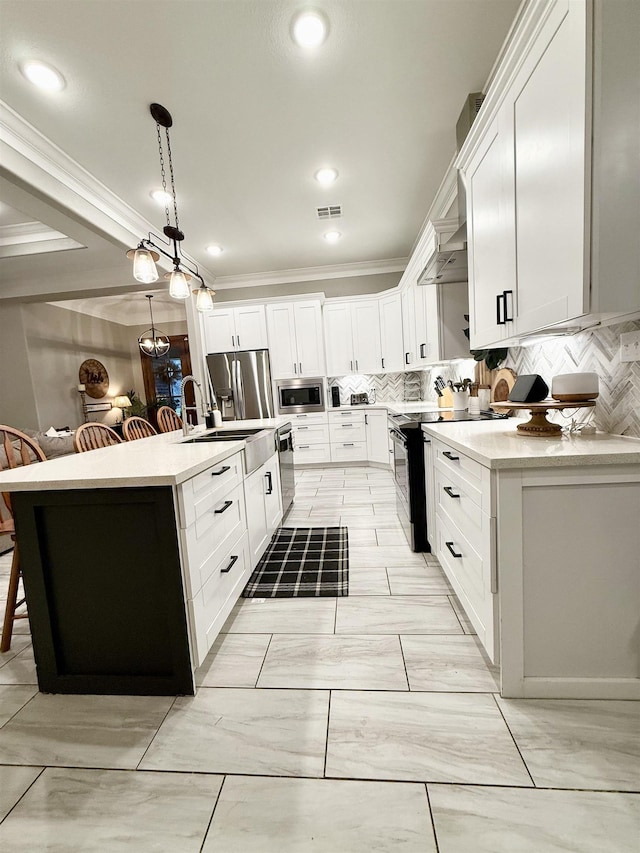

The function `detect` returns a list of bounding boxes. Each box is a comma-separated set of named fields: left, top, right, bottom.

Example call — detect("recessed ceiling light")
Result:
left=324, top=230, right=342, bottom=244
left=206, top=244, right=223, bottom=256
left=20, top=60, right=65, bottom=91
left=150, top=189, right=172, bottom=205
left=292, top=11, right=328, bottom=48
left=315, top=167, right=338, bottom=186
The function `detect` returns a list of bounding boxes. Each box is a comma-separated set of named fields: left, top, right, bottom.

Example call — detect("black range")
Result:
left=388, top=410, right=509, bottom=552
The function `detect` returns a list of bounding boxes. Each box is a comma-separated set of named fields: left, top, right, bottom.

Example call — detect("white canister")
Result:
left=452, top=390, right=469, bottom=411
left=212, top=409, right=223, bottom=428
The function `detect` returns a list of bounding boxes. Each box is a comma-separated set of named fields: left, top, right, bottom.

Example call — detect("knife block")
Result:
left=437, top=387, right=454, bottom=408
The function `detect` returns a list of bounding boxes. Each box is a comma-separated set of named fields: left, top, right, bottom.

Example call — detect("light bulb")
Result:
left=206, top=244, right=223, bottom=256
left=196, top=285, right=215, bottom=313
left=292, top=11, right=328, bottom=48
left=324, top=230, right=342, bottom=243
left=150, top=189, right=172, bottom=205
left=315, top=167, right=338, bottom=186
left=21, top=60, right=65, bottom=91
left=133, top=248, right=159, bottom=283
left=169, top=269, right=190, bottom=299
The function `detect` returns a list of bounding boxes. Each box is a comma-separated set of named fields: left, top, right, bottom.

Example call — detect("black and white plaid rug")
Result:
left=242, top=527, right=349, bottom=598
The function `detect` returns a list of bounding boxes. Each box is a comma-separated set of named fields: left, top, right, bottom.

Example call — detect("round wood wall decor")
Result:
left=79, top=359, right=110, bottom=399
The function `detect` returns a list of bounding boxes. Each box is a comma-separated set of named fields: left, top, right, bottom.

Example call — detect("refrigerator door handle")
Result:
left=234, top=357, right=247, bottom=420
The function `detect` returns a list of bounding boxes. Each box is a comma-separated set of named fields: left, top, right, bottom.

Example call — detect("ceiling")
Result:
left=0, top=0, right=520, bottom=310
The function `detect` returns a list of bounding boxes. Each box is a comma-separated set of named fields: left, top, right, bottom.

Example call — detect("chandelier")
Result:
left=126, top=103, right=215, bottom=313
left=138, top=295, right=171, bottom=358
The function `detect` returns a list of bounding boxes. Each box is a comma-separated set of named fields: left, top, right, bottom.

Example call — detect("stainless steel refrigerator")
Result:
left=206, top=349, right=275, bottom=421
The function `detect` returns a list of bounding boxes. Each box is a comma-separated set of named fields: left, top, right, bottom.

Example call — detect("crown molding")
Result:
left=212, top=257, right=408, bottom=290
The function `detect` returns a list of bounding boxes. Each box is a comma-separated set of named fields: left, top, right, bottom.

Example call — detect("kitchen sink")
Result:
left=181, top=426, right=276, bottom=474
left=181, top=427, right=266, bottom=443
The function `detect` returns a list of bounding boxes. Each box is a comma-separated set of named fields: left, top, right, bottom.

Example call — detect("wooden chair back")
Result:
left=156, top=406, right=183, bottom=433
left=0, top=425, right=47, bottom=528
left=122, top=416, right=157, bottom=441
left=73, top=422, right=123, bottom=453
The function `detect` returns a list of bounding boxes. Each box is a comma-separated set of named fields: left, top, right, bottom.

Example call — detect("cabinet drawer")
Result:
left=329, top=422, right=366, bottom=443
left=294, top=443, right=331, bottom=465
left=180, top=482, right=246, bottom=597
left=177, top=451, right=243, bottom=528
left=188, top=532, right=251, bottom=667
left=330, top=441, right=367, bottom=462
left=433, top=440, right=492, bottom=512
left=292, top=424, right=329, bottom=445
left=288, top=412, right=327, bottom=426
left=435, top=509, right=495, bottom=650
left=328, top=410, right=365, bottom=424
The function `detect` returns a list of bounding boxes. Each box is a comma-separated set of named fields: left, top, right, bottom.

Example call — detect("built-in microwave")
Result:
left=276, top=377, right=325, bottom=414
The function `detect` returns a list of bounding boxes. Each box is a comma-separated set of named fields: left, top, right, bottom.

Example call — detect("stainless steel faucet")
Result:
left=179, top=375, right=207, bottom=436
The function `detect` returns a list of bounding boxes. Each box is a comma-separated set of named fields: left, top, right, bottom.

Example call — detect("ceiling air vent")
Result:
left=316, top=205, right=342, bottom=220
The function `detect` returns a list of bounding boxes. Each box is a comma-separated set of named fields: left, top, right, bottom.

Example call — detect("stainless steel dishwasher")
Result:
left=276, top=423, right=294, bottom=514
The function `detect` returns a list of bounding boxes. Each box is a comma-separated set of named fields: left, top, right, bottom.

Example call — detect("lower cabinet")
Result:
left=293, top=408, right=392, bottom=467
left=365, top=409, right=390, bottom=465
left=245, top=450, right=283, bottom=569
left=329, top=410, right=366, bottom=462
left=291, top=412, right=330, bottom=464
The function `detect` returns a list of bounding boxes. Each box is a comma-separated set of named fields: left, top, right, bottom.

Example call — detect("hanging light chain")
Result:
left=156, top=121, right=171, bottom=231
left=164, top=127, right=180, bottom=234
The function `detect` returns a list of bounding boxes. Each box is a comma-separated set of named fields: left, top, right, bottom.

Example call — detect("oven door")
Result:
left=389, top=427, right=410, bottom=508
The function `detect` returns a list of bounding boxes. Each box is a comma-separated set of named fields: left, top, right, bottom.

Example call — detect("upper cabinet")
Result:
left=459, top=0, right=640, bottom=349
left=378, top=292, right=405, bottom=373
left=266, top=300, right=325, bottom=379
left=324, top=300, right=382, bottom=376
left=203, top=305, right=268, bottom=354
left=415, top=281, right=471, bottom=365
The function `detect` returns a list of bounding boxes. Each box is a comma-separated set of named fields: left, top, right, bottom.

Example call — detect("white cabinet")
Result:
left=365, top=409, right=390, bottom=466
left=378, top=292, right=405, bottom=373
left=328, top=409, right=366, bottom=462
left=266, top=301, right=325, bottom=379
left=291, top=412, right=330, bottom=465
left=203, top=305, right=268, bottom=353
left=401, top=288, right=417, bottom=370
left=324, top=300, right=382, bottom=376
left=459, top=0, right=640, bottom=347
left=415, top=281, right=472, bottom=364
left=245, top=450, right=282, bottom=568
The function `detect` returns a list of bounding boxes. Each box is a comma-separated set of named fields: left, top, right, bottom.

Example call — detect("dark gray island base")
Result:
left=14, top=486, right=195, bottom=696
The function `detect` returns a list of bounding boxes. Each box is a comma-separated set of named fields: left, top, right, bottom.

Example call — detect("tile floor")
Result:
left=0, top=464, right=638, bottom=851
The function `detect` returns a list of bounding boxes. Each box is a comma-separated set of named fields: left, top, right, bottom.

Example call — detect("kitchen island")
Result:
left=0, top=421, right=285, bottom=696
left=422, top=420, right=640, bottom=700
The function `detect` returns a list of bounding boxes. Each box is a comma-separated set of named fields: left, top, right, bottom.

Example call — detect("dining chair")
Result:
left=122, top=416, right=157, bottom=441
left=73, top=422, right=123, bottom=452
left=156, top=406, right=183, bottom=433
left=0, top=425, right=47, bottom=652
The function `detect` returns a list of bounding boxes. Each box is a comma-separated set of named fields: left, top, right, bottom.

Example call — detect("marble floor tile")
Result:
left=140, top=687, right=329, bottom=776
left=0, top=767, right=223, bottom=852
left=195, top=633, right=271, bottom=687
left=387, top=565, right=453, bottom=595
left=349, top=545, right=427, bottom=568
left=316, top=487, right=371, bottom=497
left=374, top=503, right=399, bottom=515
left=223, top=598, right=336, bottom=634
left=428, top=784, right=640, bottom=853
left=0, top=693, right=173, bottom=769
left=0, top=635, right=32, bottom=669
left=257, top=634, right=408, bottom=690
left=376, top=530, right=411, bottom=546
left=336, top=596, right=462, bottom=634
left=0, top=765, right=42, bottom=822
left=0, top=645, right=38, bottom=685
left=448, top=594, right=476, bottom=634
left=203, top=775, right=436, bottom=853
left=340, top=516, right=404, bottom=529
left=0, top=684, right=38, bottom=727
left=326, top=691, right=532, bottom=785
left=343, top=527, right=377, bottom=546
left=348, top=566, right=391, bottom=595
left=401, top=635, right=499, bottom=692
left=495, top=698, right=640, bottom=792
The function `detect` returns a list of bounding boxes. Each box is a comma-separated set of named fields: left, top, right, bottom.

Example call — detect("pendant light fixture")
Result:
left=126, top=103, right=215, bottom=311
left=138, top=294, right=171, bottom=358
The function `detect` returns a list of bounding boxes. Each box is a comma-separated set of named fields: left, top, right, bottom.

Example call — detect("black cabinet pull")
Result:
left=420, top=343, right=427, bottom=358
left=405, top=352, right=410, bottom=365
left=381, top=357, right=385, bottom=369
left=212, top=465, right=231, bottom=476
left=443, top=486, right=460, bottom=499
left=496, top=293, right=506, bottom=325
left=342, top=423, right=353, bottom=428
left=344, top=443, right=354, bottom=447
left=298, top=445, right=310, bottom=449
left=214, top=500, right=233, bottom=514
left=443, top=451, right=459, bottom=461
left=221, top=555, right=238, bottom=573
left=503, top=290, right=514, bottom=322
left=297, top=426, right=309, bottom=430
left=265, top=471, right=273, bottom=494
left=446, top=541, right=463, bottom=558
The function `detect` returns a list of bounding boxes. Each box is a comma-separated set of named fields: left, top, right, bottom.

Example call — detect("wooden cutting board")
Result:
left=491, top=367, right=517, bottom=403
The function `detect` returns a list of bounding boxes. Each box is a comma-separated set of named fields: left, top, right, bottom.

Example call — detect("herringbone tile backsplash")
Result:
left=328, top=319, right=639, bottom=437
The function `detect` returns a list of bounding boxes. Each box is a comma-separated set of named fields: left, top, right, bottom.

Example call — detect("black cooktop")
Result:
left=391, top=410, right=509, bottom=430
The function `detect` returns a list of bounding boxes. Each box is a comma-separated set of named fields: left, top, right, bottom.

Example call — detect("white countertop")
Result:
left=421, top=420, right=640, bottom=469
left=0, top=419, right=288, bottom=492
left=332, top=401, right=441, bottom=414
